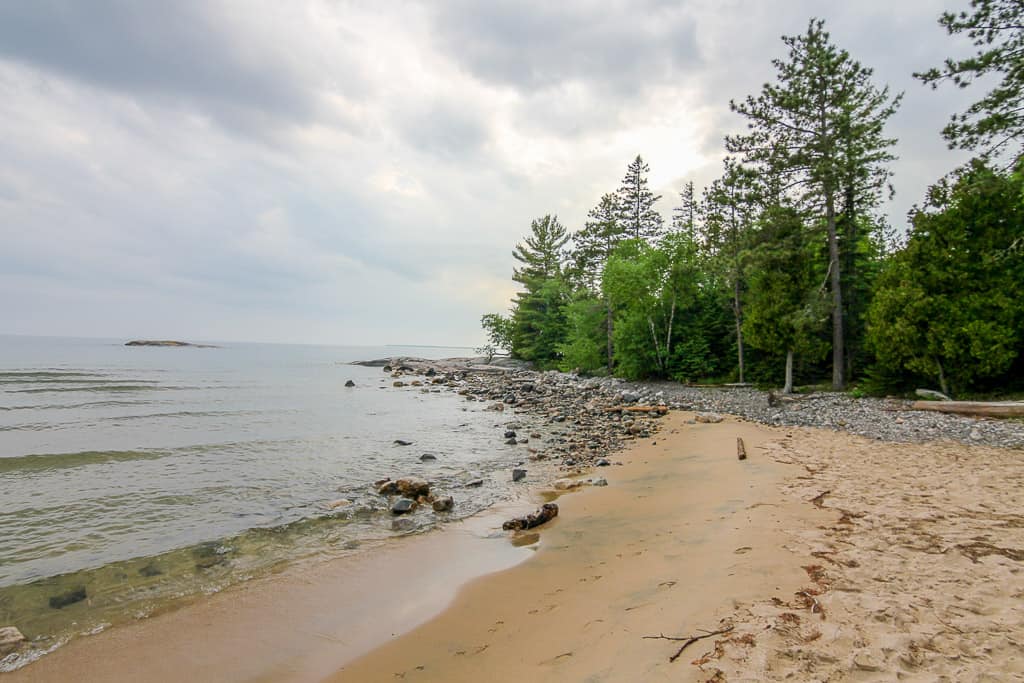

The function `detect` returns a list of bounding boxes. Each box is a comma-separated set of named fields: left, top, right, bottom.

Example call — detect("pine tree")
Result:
left=672, top=181, right=698, bottom=239
left=916, top=0, right=1024, bottom=162
left=726, top=18, right=901, bottom=390
left=570, top=194, right=624, bottom=372
left=616, top=155, right=665, bottom=242
left=509, top=215, right=571, bottom=367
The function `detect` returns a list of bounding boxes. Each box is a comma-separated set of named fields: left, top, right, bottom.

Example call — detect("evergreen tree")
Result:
left=616, top=155, right=665, bottom=242
left=672, top=181, right=698, bottom=239
left=509, top=215, right=571, bottom=367
left=727, top=18, right=901, bottom=390
left=701, top=159, right=757, bottom=383
left=916, top=0, right=1024, bottom=162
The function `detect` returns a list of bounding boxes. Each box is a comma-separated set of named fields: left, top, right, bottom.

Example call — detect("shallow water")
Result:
left=0, top=336, right=521, bottom=669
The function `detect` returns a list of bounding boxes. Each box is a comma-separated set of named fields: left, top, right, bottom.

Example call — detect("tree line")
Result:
left=482, top=4, right=1024, bottom=398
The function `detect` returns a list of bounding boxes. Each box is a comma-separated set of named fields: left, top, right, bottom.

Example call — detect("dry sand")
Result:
left=9, top=411, right=1023, bottom=682
left=335, top=413, right=1024, bottom=682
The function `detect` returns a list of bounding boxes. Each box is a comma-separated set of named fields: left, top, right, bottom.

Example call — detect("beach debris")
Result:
left=344, top=379, right=356, bottom=387
left=809, top=490, right=831, bottom=508
left=432, top=496, right=454, bottom=512
left=393, top=439, right=414, bottom=446
left=391, top=498, right=416, bottom=514
left=0, top=626, right=26, bottom=654
left=326, top=498, right=351, bottom=510
left=502, top=503, right=558, bottom=530
left=419, top=453, right=437, bottom=462
left=695, top=412, right=724, bottom=424
left=915, top=388, right=951, bottom=401
left=737, top=437, right=747, bottom=460
left=48, top=586, right=87, bottom=609
left=642, top=623, right=735, bottom=663
left=512, top=468, right=527, bottom=482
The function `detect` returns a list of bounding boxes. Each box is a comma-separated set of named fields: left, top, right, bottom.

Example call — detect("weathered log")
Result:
left=737, top=437, right=747, bottom=461
left=909, top=401, right=1024, bottom=418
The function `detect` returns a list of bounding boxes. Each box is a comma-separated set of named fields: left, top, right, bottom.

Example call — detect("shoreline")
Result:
left=5, top=358, right=1023, bottom=680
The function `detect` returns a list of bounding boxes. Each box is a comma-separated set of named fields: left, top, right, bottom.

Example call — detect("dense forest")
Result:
left=481, top=4, right=1024, bottom=399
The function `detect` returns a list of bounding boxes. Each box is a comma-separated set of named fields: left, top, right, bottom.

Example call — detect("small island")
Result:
left=125, top=340, right=219, bottom=348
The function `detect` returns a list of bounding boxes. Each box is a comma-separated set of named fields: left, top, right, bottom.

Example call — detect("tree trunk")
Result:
left=605, top=299, right=614, bottom=373
left=826, top=193, right=845, bottom=390
left=648, top=317, right=664, bottom=371
left=665, top=295, right=676, bottom=365
left=733, top=277, right=745, bottom=384
left=783, top=349, right=794, bottom=394
left=936, top=358, right=950, bottom=398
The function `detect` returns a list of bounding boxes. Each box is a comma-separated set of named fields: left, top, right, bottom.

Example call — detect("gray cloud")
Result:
left=427, top=0, right=701, bottom=96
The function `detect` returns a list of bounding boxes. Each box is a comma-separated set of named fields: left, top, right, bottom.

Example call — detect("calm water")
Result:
left=0, top=336, right=521, bottom=670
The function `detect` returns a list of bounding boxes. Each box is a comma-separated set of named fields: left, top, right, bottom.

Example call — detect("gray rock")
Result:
left=465, top=479, right=484, bottom=488
left=591, top=477, right=608, bottom=486
left=344, top=379, right=356, bottom=387
left=0, top=626, right=26, bottom=652
left=512, top=468, right=527, bottom=482
left=432, top=496, right=454, bottom=512
left=419, top=453, right=437, bottom=462
left=391, top=498, right=416, bottom=514
left=391, top=518, right=416, bottom=532
left=596, top=458, right=610, bottom=467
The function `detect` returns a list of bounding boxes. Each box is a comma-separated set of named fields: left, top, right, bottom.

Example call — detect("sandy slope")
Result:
left=332, top=413, right=1024, bottom=682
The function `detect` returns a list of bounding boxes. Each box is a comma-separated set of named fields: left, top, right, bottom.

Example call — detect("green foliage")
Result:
left=558, top=295, right=608, bottom=374
left=509, top=215, right=571, bottom=368
left=480, top=313, right=513, bottom=352
left=866, top=162, right=1024, bottom=395
left=916, top=0, right=1024, bottom=161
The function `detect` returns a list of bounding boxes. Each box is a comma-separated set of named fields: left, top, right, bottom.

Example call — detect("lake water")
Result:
left=0, top=336, right=520, bottom=670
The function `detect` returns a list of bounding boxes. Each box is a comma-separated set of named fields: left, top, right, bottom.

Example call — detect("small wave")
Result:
left=0, top=371, right=102, bottom=379
left=0, top=449, right=167, bottom=474
left=8, top=385, right=199, bottom=394
left=0, top=400, right=158, bottom=412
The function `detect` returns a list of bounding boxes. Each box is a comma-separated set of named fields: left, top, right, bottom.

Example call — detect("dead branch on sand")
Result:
left=643, top=625, right=735, bottom=662
left=737, top=437, right=747, bottom=460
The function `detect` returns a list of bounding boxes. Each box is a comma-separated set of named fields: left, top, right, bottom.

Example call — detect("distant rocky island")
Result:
left=124, top=340, right=219, bottom=348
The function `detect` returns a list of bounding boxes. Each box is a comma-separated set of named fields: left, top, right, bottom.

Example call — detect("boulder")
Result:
left=0, top=626, right=25, bottom=654
left=432, top=496, right=454, bottom=512
left=344, top=379, right=356, bottom=387
left=502, top=503, right=559, bottom=531
left=395, top=478, right=430, bottom=497
left=391, top=498, right=416, bottom=514
left=512, top=468, right=527, bottom=482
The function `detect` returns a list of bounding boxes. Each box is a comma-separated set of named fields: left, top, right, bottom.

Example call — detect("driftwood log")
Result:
left=502, top=503, right=559, bottom=531
left=737, top=437, right=747, bottom=461
left=910, top=401, right=1024, bottom=418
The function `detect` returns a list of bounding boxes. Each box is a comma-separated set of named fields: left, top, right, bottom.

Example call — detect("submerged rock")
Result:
left=512, top=468, right=527, bottom=482
left=49, top=587, right=87, bottom=609
left=326, top=498, right=352, bottom=510
left=502, top=503, right=559, bottom=531
left=391, top=518, right=416, bottom=532
left=432, top=496, right=454, bottom=512
left=419, top=453, right=437, bottom=462
left=344, top=379, right=356, bottom=387
left=393, top=439, right=414, bottom=446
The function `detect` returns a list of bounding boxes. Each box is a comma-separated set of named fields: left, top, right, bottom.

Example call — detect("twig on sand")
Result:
left=643, top=625, right=735, bottom=662
left=797, top=590, right=825, bottom=619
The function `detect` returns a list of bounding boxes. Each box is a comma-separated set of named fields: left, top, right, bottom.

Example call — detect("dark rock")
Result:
left=504, top=429, right=517, bottom=439
left=596, top=458, right=611, bottom=467
left=138, top=563, right=163, bottom=577
left=432, top=496, right=454, bottom=512
left=419, top=453, right=437, bottom=462
left=393, top=439, right=414, bottom=446
left=395, top=478, right=430, bottom=497
left=502, top=503, right=559, bottom=531
left=391, top=498, right=416, bottom=514
left=425, top=368, right=437, bottom=377
left=512, top=468, right=527, bottom=482
left=49, top=587, right=87, bottom=609
left=393, top=380, right=405, bottom=387
left=382, top=365, right=392, bottom=372
left=504, top=393, right=517, bottom=405
left=344, top=379, right=356, bottom=387
left=505, top=437, right=518, bottom=445
left=378, top=480, right=399, bottom=495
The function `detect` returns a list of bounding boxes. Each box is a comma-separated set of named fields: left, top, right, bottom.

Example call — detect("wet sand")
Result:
left=335, top=413, right=1024, bottom=682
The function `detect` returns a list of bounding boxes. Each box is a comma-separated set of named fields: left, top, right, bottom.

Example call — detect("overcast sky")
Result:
left=0, top=0, right=977, bottom=346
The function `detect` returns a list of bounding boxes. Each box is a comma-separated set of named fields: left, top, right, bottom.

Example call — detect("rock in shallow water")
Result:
left=391, top=518, right=416, bottom=532
left=512, top=468, right=527, bottom=482
left=432, top=496, right=454, bottom=512
left=344, top=379, right=356, bottom=387
left=391, top=498, right=416, bottom=514
left=49, top=587, right=87, bottom=609
left=0, top=626, right=26, bottom=653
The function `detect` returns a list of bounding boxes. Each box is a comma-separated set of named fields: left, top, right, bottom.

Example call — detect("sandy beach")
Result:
left=7, top=409, right=1023, bottom=681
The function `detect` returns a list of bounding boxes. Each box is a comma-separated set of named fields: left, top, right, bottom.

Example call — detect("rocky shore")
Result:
left=357, top=356, right=1024, bottom=451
